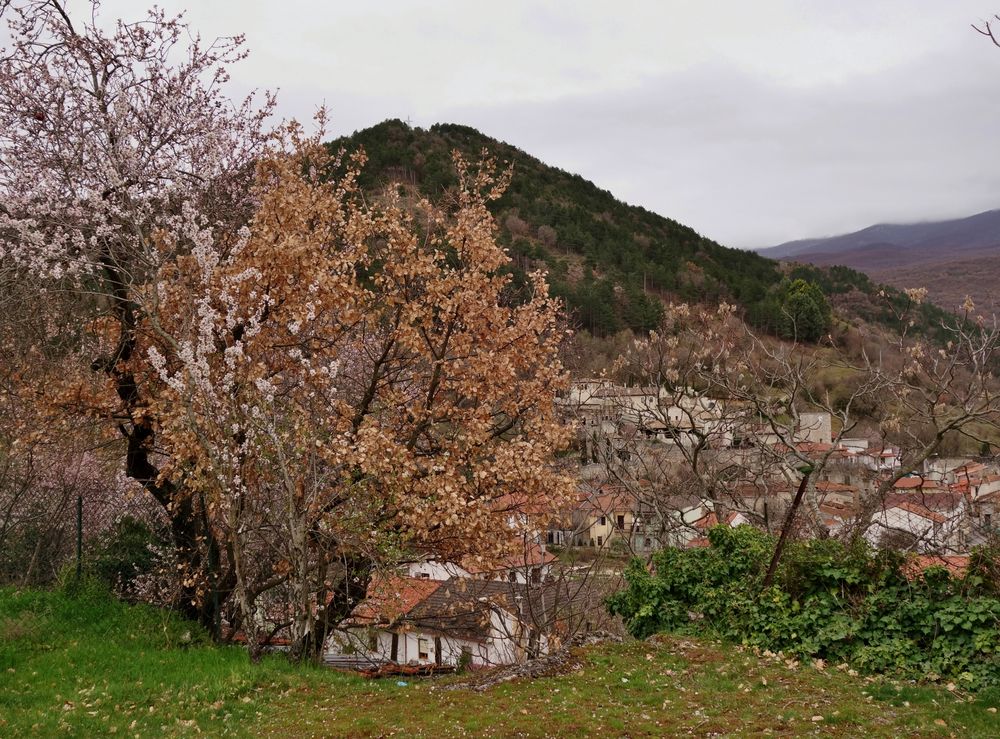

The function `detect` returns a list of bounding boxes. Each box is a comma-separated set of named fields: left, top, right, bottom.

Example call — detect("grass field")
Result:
left=2, top=585, right=998, bottom=737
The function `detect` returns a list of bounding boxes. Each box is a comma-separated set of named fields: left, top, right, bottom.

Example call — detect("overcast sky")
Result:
left=85, top=1, right=1000, bottom=247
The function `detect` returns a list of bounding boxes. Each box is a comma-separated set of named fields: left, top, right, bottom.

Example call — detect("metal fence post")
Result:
left=76, top=494, right=83, bottom=580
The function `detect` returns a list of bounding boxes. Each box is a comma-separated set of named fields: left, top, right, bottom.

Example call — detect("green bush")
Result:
left=84, top=516, right=168, bottom=595
left=607, top=526, right=1000, bottom=689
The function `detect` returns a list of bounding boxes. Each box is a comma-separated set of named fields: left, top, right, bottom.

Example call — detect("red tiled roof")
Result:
left=884, top=491, right=965, bottom=512
left=815, top=481, right=858, bottom=493
left=462, top=542, right=556, bottom=574
left=348, top=575, right=441, bottom=624
left=819, top=501, right=855, bottom=520
left=693, top=512, right=718, bottom=530
left=902, top=555, right=970, bottom=579
left=576, top=489, right=636, bottom=515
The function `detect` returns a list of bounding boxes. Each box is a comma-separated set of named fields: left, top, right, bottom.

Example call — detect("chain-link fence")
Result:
left=0, top=449, right=168, bottom=591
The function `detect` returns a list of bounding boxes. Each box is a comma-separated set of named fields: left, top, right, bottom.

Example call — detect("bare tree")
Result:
left=570, top=295, right=1000, bottom=571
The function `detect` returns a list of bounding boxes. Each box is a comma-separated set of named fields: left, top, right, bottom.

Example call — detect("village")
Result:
left=325, top=378, right=1000, bottom=672
left=5, top=2, right=1000, bottom=734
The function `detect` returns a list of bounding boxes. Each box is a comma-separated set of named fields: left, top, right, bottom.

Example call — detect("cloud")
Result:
left=436, top=44, right=1000, bottom=248
left=9, top=0, right=1000, bottom=247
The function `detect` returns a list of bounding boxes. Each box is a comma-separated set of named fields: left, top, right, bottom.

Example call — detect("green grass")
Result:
left=0, top=583, right=358, bottom=736
left=2, top=585, right=998, bottom=737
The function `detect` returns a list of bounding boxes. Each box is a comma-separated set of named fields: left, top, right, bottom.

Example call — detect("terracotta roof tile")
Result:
left=348, top=575, right=442, bottom=624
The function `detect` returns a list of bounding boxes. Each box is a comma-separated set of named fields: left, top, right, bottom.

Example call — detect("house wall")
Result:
left=584, top=510, right=637, bottom=548
left=973, top=478, right=1000, bottom=500
left=406, top=561, right=471, bottom=581
left=864, top=505, right=966, bottom=553
left=328, top=606, right=538, bottom=668
left=330, top=627, right=488, bottom=666
left=796, top=412, right=832, bottom=445
left=923, top=457, right=975, bottom=481
left=407, top=559, right=550, bottom=585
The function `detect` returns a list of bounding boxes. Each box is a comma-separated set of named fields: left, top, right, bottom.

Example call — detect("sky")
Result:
left=61, top=1, right=1000, bottom=247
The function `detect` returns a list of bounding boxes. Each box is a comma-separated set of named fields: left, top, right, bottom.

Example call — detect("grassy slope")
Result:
left=3, top=588, right=999, bottom=737
left=0, top=585, right=357, bottom=736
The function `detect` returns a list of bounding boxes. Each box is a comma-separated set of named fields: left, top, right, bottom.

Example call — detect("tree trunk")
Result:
left=307, top=554, right=373, bottom=661
left=761, top=468, right=812, bottom=590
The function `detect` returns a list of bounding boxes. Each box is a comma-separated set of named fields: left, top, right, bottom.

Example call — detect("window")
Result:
left=986, top=513, right=993, bottom=529
left=599, top=516, right=606, bottom=526
left=531, top=567, right=541, bottom=584
left=644, top=538, right=652, bottom=549
left=597, top=535, right=603, bottom=547
left=616, top=515, right=625, bottom=530
left=418, top=638, right=430, bottom=660
left=417, top=572, right=430, bottom=579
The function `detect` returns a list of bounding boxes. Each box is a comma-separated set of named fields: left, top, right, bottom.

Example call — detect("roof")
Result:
left=884, top=491, right=966, bottom=513
left=348, top=575, right=442, bottom=624
left=882, top=500, right=948, bottom=524
left=951, top=462, right=986, bottom=479
left=814, top=480, right=857, bottom=492
left=818, top=500, right=855, bottom=521
left=902, top=555, right=970, bottom=579
left=692, top=510, right=744, bottom=531
left=347, top=576, right=531, bottom=643
left=462, top=541, right=557, bottom=575
left=576, top=488, right=636, bottom=515
left=795, top=441, right=834, bottom=454
left=406, top=578, right=527, bottom=642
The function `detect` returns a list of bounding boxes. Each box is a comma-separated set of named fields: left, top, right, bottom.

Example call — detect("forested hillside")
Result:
left=328, top=120, right=953, bottom=339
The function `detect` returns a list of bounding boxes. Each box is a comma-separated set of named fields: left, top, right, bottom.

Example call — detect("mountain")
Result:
left=329, top=120, right=953, bottom=338
left=759, top=210, right=1000, bottom=312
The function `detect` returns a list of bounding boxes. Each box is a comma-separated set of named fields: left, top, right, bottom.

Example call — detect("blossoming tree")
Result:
left=0, top=0, right=274, bottom=625
left=1, top=2, right=573, bottom=657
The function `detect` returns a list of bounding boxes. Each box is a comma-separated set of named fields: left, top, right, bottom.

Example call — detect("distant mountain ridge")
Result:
left=761, top=209, right=1000, bottom=261
left=758, top=210, right=1000, bottom=312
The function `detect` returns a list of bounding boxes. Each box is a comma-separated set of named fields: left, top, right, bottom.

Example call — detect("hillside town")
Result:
left=4, top=2, right=1000, bottom=735
left=327, top=378, right=999, bottom=670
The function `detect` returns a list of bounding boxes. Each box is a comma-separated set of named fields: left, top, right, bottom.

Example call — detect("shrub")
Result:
left=84, top=516, right=169, bottom=597
left=607, top=527, right=1000, bottom=689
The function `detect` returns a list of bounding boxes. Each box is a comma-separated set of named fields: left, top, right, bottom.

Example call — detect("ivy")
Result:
left=607, top=527, right=1000, bottom=689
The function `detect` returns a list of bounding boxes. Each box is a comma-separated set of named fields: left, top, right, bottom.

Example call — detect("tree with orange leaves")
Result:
left=139, top=127, right=574, bottom=659
left=0, top=0, right=572, bottom=658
